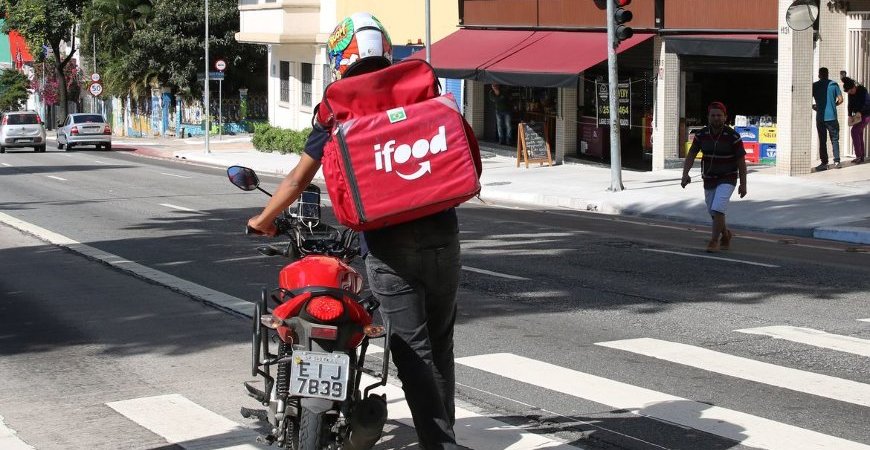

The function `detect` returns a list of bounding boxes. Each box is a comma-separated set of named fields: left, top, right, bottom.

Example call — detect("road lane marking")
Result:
left=94, top=160, right=109, bottom=164
left=0, top=415, right=35, bottom=450
left=461, top=266, right=529, bottom=280
left=596, top=338, right=870, bottom=407
left=359, top=373, right=577, bottom=449
left=160, top=203, right=199, bottom=213
left=107, top=394, right=261, bottom=449
left=456, top=353, right=870, bottom=450
left=736, top=326, right=870, bottom=357
left=641, top=248, right=779, bottom=268
left=0, top=212, right=253, bottom=317
left=46, top=175, right=67, bottom=181
left=159, top=172, right=192, bottom=178
left=860, top=319, right=870, bottom=323
left=1, top=163, right=11, bottom=167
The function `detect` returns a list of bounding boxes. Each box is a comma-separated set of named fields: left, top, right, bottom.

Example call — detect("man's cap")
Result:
left=707, top=101, right=727, bottom=116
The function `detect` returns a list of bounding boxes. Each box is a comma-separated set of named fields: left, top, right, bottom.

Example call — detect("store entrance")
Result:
left=483, top=84, right=557, bottom=151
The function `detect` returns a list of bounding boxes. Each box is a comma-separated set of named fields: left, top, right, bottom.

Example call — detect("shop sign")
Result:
left=596, top=81, right=631, bottom=127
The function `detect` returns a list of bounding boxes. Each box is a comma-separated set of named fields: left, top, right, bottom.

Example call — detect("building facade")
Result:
left=235, top=0, right=459, bottom=130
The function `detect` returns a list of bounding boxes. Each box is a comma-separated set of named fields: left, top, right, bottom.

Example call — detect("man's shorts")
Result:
left=704, top=183, right=736, bottom=215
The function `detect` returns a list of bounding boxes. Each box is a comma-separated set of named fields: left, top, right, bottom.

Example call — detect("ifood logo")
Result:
left=374, top=126, right=447, bottom=181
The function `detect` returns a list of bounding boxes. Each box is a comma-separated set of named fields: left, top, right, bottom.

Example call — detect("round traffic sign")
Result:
left=91, top=73, right=101, bottom=82
left=215, top=59, right=227, bottom=72
left=89, top=82, right=103, bottom=97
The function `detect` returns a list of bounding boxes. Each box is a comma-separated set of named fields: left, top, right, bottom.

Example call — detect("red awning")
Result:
left=410, top=29, right=536, bottom=80
left=483, top=31, right=655, bottom=87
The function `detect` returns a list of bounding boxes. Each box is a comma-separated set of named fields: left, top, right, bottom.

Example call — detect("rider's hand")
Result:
left=681, top=174, right=691, bottom=188
left=247, top=215, right=277, bottom=237
left=738, top=184, right=747, bottom=198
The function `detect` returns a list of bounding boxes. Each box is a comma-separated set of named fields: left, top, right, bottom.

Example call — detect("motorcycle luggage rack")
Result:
left=361, top=319, right=391, bottom=398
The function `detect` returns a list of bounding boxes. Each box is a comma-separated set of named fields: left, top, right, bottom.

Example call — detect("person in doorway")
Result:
left=246, top=12, right=474, bottom=450
left=681, top=101, right=748, bottom=253
left=842, top=77, right=868, bottom=164
left=812, top=67, right=844, bottom=170
left=489, top=83, right=513, bottom=145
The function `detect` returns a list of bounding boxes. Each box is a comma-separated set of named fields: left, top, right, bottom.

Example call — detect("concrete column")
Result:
left=150, top=88, right=161, bottom=136
left=776, top=0, right=815, bottom=175
left=817, top=4, right=849, bottom=159
left=465, top=80, right=485, bottom=138
left=555, top=87, right=577, bottom=164
left=175, top=94, right=184, bottom=138
left=652, top=37, right=682, bottom=170
left=161, top=87, right=172, bottom=137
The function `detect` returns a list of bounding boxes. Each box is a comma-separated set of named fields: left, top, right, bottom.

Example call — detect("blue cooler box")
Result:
left=760, top=143, right=777, bottom=165
left=735, top=126, right=759, bottom=142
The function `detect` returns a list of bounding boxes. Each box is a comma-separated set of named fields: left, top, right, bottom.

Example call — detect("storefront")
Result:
left=414, top=29, right=654, bottom=165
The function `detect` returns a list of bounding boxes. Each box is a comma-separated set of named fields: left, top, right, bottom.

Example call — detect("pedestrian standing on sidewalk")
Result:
left=681, top=101, right=748, bottom=253
left=842, top=77, right=868, bottom=164
left=489, top=84, right=513, bottom=145
left=812, top=67, right=844, bottom=170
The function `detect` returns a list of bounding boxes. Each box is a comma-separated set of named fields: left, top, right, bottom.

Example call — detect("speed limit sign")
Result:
left=89, top=82, right=103, bottom=97
left=215, top=59, right=227, bottom=72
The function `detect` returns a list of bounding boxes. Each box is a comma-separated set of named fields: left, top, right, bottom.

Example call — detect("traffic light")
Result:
left=614, top=0, right=634, bottom=45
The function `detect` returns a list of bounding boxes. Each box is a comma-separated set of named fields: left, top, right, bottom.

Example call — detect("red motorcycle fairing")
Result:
left=274, top=255, right=372, bottom=348
left=279, top=255, right=364, bottom=294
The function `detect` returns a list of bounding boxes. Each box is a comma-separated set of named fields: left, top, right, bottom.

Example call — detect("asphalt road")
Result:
left=1, top=147, right=868, bottom=450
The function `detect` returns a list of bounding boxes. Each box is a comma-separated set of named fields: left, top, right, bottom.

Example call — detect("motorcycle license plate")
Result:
left=289, top=351, right=350, bottom=400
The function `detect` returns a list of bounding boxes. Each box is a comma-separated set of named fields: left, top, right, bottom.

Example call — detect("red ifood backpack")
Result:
left=317, top=59, right=482, bottom=231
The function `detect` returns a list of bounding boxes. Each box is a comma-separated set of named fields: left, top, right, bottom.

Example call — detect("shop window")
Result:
left=301, top=63, right=313, bottom=107
left=280, top=61, right=290, bottom=103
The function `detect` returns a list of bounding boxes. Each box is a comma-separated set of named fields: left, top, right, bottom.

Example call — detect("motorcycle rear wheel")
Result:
left=297, top=409, right=330, bottom=450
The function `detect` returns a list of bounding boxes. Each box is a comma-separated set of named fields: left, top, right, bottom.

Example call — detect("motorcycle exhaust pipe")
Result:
left=344, top=395, right=388, bottom=450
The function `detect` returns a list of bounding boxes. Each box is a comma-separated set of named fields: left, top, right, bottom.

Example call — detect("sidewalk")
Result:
left=118, top=135, right=870, bottom=246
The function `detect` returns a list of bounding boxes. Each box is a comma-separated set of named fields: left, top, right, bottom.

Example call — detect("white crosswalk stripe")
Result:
left=456, top=353, right=870, bottom=450
left=107, top=394, right=264, bottom=449
left=0, top=415, right=35, bottom=450
left=597, top=337, right=870, bottom=407
left=735, top=326, right=870, bottom=357
left=360, top=374, right=579, bottom=449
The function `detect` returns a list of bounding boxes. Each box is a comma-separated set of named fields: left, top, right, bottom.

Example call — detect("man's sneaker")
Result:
left=834, top=161, right=842, bottom=169
left=720, top=229, right=733, bottom=250
left=815, top=163, right=829, bottom=171
left=706, top=239, right=720, bottom=253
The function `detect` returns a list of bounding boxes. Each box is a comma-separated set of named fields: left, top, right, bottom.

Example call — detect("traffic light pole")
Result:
left=606, top=0, right=624, bottom=191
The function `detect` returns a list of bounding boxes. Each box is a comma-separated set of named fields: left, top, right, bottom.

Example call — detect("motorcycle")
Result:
left=227, top=165, right=391, bottom=450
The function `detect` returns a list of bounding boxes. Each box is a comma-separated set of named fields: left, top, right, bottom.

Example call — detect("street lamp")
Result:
left=204, top=0, right=210, bottom=154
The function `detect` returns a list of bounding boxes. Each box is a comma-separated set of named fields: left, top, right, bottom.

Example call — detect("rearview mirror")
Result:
left=227, top=165, right=260, bottom=191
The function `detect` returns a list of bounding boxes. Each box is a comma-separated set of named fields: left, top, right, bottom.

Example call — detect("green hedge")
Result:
left=252, top=124, right=311, bottom=154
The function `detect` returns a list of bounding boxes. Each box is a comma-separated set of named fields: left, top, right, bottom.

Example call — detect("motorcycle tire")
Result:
left=298, top=409, right=329, bottom=450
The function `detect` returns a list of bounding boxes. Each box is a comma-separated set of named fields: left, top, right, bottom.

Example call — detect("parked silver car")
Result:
left=56, top=113, right=112, bottom=150
left=0, top=111, right=47, bottom=153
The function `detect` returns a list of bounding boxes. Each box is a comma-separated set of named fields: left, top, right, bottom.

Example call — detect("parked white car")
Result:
left=0, top=111, right=47, bottom=153
left=56, top=113, right=112, bottom=150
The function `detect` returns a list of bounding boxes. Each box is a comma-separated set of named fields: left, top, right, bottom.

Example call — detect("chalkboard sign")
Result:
left=516, top=121, right=552, bottom=167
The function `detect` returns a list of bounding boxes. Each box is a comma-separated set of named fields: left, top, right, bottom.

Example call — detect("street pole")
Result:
left=203, top=0, right=210, bottom=153
left=93, top=34, right=97, bottom=114
left=425, top=0, right=431, bottom=63
left=606, top=0, right=624, bottom=191
left=218, top=77, right=222, bottom=140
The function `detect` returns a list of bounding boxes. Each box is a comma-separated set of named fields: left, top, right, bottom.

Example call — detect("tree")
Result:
left=0, top=68, right=31, bottom=111
left=1, top=0, right=86, bottom=120
left=81, top=0, right=265, bottom=100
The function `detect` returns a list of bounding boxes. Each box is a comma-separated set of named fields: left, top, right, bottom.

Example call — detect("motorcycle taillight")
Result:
left=306, top=296, right=344, bottom=322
